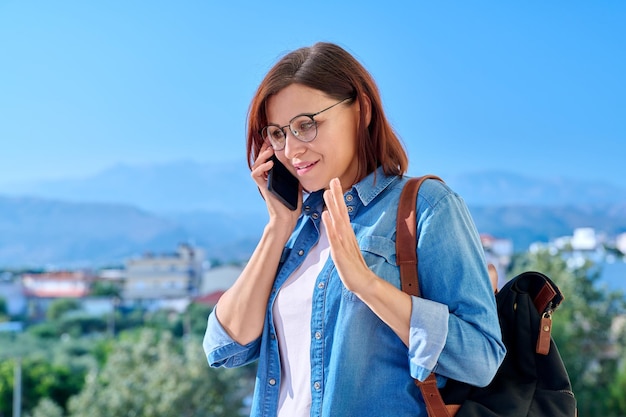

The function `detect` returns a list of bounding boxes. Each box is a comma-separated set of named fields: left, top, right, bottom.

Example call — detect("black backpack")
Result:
left=396, top=176, right=577, bottom=417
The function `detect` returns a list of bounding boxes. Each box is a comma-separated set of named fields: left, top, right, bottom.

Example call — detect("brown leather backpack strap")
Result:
left=397, top=175, right=454, bottom=417
left=396, top=175, right=443, bottom=297
left=416, top=375, right=455, bottom=417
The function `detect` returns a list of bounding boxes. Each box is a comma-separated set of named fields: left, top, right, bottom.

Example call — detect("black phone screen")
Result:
left=267, top=156, right=299, bottom=211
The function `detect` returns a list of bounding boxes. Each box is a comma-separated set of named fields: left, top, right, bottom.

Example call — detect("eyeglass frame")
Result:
left=259, top=96, right=353, bottom=151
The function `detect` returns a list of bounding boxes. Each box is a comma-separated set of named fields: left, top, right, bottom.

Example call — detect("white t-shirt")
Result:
left=273, top=221, right=331, bottom=417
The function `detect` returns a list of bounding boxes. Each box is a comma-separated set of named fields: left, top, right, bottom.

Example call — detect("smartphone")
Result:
left=267, top=155, right=299, bottom=211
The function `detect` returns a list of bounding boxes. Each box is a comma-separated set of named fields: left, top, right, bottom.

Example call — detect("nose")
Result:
left=283, top=130, right=306, bottom=159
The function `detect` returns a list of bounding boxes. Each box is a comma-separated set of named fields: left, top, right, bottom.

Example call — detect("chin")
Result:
left=301, top=181, right=326, bottom=193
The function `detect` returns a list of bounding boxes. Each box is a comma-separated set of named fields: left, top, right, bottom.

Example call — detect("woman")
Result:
left=203, top=42, right=505, bottom=417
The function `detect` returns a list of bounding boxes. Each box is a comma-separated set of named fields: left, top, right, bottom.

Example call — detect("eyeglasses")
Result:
left=260, top=97, right=352, bottom=151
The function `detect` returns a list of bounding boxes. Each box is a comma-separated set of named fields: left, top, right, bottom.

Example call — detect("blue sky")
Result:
left=1, top=1, right=625, bottom=187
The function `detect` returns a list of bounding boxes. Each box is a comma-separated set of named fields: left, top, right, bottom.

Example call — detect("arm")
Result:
left=211, top=146, right=301, bottom=345
left=213, top=221, right=293, bottom=345
left=409, top=184, right=506, bottom=385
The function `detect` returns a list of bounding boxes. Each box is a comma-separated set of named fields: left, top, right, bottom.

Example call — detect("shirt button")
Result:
left=269, top=378, right=276, bottom=386
left=304, top=206, right=311, bottom=212
left=345, top=195, right=353, bottom=202
left=317, top=282, right=325, bottom=289
left=347, top=206, right=354, bottom=213
left=270, top=333, right=276, bottom=340
left=314, top=381, right=321, bottom=390
left=298, top=249, right=305, bottom=256
left=315, top=331, right=322, bottom=340
left=312, top=212, right=319, bottom=220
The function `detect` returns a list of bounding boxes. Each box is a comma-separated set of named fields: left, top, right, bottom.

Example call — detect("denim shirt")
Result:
left=203, top=167, right=506, bottom=417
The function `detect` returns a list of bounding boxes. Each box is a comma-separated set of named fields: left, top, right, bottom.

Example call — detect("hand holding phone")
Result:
left=267, top=155, right=300, bottom=211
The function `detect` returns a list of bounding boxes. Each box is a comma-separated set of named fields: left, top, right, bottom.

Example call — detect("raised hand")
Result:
left=322, top=177, right=374, bottom=293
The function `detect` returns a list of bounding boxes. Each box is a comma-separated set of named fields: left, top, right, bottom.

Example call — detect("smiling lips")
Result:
left=294, top=160, right=318, bottom=175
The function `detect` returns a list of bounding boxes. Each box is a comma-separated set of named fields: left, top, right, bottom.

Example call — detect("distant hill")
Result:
left=444, top=171, right=626, bottom=206
left=0, top=159, right=264, bottom=213
left=0, top=161, right=625, bottom=267
left=469, top=203, right=626, bottom=250
left=0, top=196, right=186, bottom=267
left=0, top=196, right=624, bottom=268
left=0, top=196, right=266, bottom=268
left=2, top=160, right=626, bottom=212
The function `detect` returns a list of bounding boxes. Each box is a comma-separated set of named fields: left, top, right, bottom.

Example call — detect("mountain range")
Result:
left=0, top=160, right=625, bottom=268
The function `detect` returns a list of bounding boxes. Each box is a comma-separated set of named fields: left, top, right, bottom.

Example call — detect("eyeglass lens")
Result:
left=264, top=115, right=317, bottom=150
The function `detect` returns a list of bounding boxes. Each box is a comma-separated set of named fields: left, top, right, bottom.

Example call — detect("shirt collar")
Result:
left=302, top=166, right=400, bottom=212
left=352, top=166, right=400, bottom=206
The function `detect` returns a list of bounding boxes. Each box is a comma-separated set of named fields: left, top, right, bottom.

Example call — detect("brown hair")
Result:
left=246, top=42, right=408, bottom=182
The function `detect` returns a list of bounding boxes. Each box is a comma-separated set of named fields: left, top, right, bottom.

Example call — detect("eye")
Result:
left=294, top=118, right=316, bottom=133
left=269, top=128, right=285, bottom=140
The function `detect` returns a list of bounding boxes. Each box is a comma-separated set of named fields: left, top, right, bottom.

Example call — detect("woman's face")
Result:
left=266, top=84, right=361, bottom=192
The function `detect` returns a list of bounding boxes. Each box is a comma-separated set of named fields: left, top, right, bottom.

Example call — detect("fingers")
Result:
left=321, top=210, right=337, bottom=246
left=250, top=145, right=274, bottom=187
left=323, top=178, right=353, bottom=245
left=322, top=178, right=371, bottom=293
left=323, top=178, right=350, bottom=223
left=251, top=144, right=274, bottom=170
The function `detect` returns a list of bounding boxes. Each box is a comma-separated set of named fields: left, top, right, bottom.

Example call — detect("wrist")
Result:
left=351, top=270, right=381, bottom=301
left=264, top=220, right=295, bottom=242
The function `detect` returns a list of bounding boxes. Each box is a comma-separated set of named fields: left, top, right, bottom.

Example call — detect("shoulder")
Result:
left=393, top=175, right=459, bottom=209
left=361, top=173, right=465, bottom=216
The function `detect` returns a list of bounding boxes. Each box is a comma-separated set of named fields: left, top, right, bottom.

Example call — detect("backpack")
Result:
left=396, top=176, right=577, bottom=417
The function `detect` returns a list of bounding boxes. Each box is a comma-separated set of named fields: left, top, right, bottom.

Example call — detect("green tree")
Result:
left=0, top=296, right=11, bottom=324
left=0, top=356, right=85, bottom=416
left=0, top=358, right=15, bottom=416
left=67, top=329, right=253, bottom=417
left=609, top=347, right=626, bottom=413
left=90, top=281, right=121, bottom=297
left=25, top=397, right=64, bottom=417
left=141, top=303, right=214, bottom=338
left=47, top=298, right=81, bottom=321
left=58, top=315, right=108, bottom=337
left=185, top=302, right=214, bottom=337
left=509, top=249, right=626, bottom=416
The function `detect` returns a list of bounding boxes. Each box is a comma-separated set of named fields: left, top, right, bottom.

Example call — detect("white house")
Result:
left=571, top=227, right=598, bottom=251
left=122, top=244, right=205, bottom=300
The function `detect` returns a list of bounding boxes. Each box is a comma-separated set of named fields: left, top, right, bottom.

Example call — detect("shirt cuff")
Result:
left=408, top=296, right=449, bottom=381
left=203, top=309, right=256, bottom=368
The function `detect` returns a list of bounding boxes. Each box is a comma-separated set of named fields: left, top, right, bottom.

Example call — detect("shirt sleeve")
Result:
left=202, top=307, right=262, bottom=368
left=407, top=181, right=506, bottom=386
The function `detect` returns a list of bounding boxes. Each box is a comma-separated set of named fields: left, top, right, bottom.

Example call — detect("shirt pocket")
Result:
left=341, top=235, right=400, bottom=301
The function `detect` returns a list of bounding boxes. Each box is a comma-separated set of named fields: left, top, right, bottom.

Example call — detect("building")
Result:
left=21, top=270, right=96, bottom=320
left=122, top=244, right=205, bottom=301
left=200, top=264, right=242, bottom=295
left=196, top=264, right=243, bottom=306
left=22, top=270, right=94, bottom=298
left=96, top=267, right=126, bottom=287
